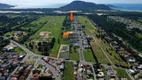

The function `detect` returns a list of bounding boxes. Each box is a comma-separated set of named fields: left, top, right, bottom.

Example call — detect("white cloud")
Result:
left=0, top=0, right=142, bottom=8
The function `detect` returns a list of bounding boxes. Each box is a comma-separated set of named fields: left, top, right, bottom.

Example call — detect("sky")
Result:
left=0, top=0, right=142, bottom=8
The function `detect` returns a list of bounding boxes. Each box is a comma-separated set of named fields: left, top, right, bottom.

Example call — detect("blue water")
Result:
left=110, top=4, right=142, bottom=11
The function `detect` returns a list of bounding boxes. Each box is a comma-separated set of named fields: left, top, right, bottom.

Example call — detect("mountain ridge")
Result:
left=60, top=1, right=112, bottom=10
left=0, top=3, right=15, bottom=9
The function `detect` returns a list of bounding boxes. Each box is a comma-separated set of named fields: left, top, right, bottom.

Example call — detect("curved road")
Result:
left=10, top=40, right=61, bottom=80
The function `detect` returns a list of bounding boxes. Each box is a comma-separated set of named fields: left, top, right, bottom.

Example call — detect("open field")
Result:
left=84, top=50, right=96, bottom=62
left=69, top=48, right=79, bottom=61
left=20, top=16, right=46, bottom=32
left=79, top=16, right=128, bottom=67
left=62, top=62, right=74, bottom=80
left=114, top=68, right=131, bottom=80
left=26, top=16, right=65, bottom=57
left=69, top=52, right=79, bottom=61
left=78, top=16, right=96, bottom=30
left=14, top=47, right=26, bottom=54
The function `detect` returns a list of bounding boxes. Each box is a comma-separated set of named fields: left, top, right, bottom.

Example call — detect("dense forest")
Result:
left=0, top=15, right=38, bottom=51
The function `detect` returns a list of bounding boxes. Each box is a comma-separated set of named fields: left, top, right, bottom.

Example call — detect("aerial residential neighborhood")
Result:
left=0, top=0, right=142, bottom=80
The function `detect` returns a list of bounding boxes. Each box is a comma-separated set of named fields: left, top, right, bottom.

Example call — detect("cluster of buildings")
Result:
left=43, top=57, right=65, bottom=74
left=0, top=52, right=25, bottom=80
left=73, top=62, right=94, bottom=80
left=108, top=16, right=142, bottom=30
left=30, top=64, right=53, bottom=80
left=98, top=27, right=142, bottom=79
left=10, top=31, right=24, bottom=41
left=95, top=64, right=117, bottom=80
left=105, top=65, right=117, bottom=80
left=11, top=64, right=33, bottom=80
left=70, top=24, right=91, bottom=49
left=3, top=43, right=17, bottom=52
left=81, top=32, right=91, bottom=49
left=94, top=64, right=105, bottom=80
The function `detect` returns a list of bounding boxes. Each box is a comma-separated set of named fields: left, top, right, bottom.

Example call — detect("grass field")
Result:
left=69, top=46, right=79, bottom=61
left=78, top=16, right=128, bottom=67
left=84, top=50, right=96, bottom=62
left=78, top=16, right=96, bottom=30
left=4, top=31, right=15, bottom=37
left=14, top=47, right=26, bottom=54
left=27, top=16, right=65, bottom=57
left=114, top=68, right=131, bottom=80
left=62, top=62, right=74, bottom=80
left=20, top=16, right=46, bottom=31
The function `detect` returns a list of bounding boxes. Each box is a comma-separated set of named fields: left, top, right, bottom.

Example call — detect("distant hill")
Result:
left=0, top=3, right=15, bottom=9
left=107, top=4, right=117, bottom=8
left=60, top=1, right=112, bottom=10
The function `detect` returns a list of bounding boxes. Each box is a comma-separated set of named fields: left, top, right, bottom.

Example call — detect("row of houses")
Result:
left=98, top=27, right=142, bottom=79
left=43, top=57, right=65, bottom=74
left=30, top=64, right=53, bottom=80
left=0, top=52, right=25, bottom=80
left=73, top=62, right=94, bottom=80
left=11, top=64, right=33, bottom=80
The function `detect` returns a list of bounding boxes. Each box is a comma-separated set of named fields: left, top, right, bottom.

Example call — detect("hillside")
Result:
left=0, top=3, right=14, bottom=9
left=60, top=1, right=112, bottom=10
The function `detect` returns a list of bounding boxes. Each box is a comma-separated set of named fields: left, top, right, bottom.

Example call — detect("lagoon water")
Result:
left=110, top=4, right=142, bottom=11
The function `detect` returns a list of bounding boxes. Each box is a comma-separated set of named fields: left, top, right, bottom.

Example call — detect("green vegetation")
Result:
left=4, top=31, right=15, bottom=37
left=78, top=16, right=95, bottom=30
left=69, top=46, right=79, bottom=61
left=28, top=56, right=31, bottom=59
left=62, top=62, right=74, bottom=80
left=18, top=16, right=44, bottom=31
left=25, top=61, right=35, bottom=65
left=114, top=68, right=131, bottom=80
left=88, top=14, right=142, bottom=58
left=14, top=47, right=26, bottom=54
left=79, top=16, right=128, bottom=67
left=24, top=16, right=65, bottom=57
left=37, top=64, right=43, bottom=69
left=84, top=50, right=95, bottom=62
left=136, top=33, right=142, bottom=39
left=102, top=65, right=109, bottom=80
left=33, top=56, right=39, bottom=59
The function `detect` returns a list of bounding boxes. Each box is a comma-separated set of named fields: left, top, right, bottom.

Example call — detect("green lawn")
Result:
left=4, top=31, right=15, bottom=37
left=136, top=33, right=142, bottom=39
left=14, top=47, right=26, bottom=54
left=62, top=62, right=74, bottom=80
left=84, top=50, right=96, bottom=62
left=114, top=68, right=131, bottom=80
left=69, top=47, right=79, bottom=61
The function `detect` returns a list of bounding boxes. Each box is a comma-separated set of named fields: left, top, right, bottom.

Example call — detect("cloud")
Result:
left=0, top=0, right=142, bottom=8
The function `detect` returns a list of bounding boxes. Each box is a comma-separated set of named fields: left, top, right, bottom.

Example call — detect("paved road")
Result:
left=74, top=16, right=85, bottom=62
left=40, top=60, right=61, bottom=80
left=72, top=16, right=97, bottom=80
left=10, top=40, right=61, bottom=80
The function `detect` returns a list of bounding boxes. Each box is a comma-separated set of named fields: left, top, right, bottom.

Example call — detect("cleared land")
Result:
left=62, top=62, right=74, bottom=80
left=78, top=16, right=128, bottom=67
